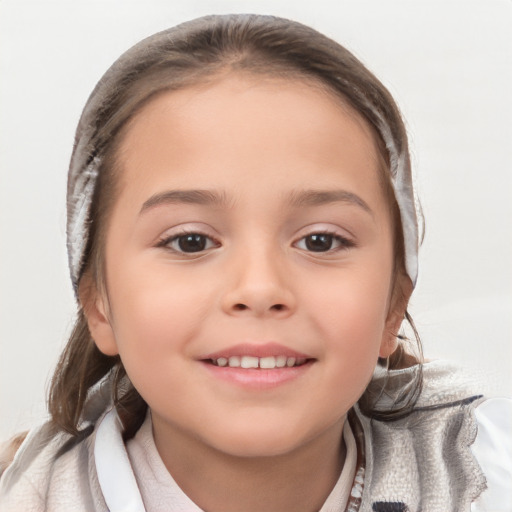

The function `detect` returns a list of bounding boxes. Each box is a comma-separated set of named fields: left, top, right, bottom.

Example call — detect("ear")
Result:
left=379, top=274, right=413, bottom=359
left=78, top=274, right=119, bottom=356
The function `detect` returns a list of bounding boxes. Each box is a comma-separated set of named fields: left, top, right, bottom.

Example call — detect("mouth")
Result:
left=206, top=355, right=310, bottom=369
left=199, top=343, right=315, bottom=389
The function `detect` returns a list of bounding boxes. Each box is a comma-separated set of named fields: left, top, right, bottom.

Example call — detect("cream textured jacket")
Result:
left=1, top=361, right=511, bottom=512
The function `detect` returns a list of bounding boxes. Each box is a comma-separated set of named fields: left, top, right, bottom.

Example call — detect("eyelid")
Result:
left=156, top=223, right=219, bottom=241
left=293, top=224, right=355, bottom=242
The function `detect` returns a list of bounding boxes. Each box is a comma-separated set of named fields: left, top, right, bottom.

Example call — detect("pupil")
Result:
left=178, top=234, right=206, bottom=252
left=305, top=234, right=333, bottom=252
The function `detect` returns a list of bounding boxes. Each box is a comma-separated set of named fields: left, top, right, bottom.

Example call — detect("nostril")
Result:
left=229, top=303, right=289, bottom=313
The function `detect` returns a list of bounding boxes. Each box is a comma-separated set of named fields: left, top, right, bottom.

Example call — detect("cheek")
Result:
left=106, top=265, right=213, bottom=378
left=303, top=259, right=392, bottom=377
left=308, top=261, right=392, bottom=338
left=319, top=293, right=386, bottom=369
left=107, top=286, right=205, bottom=413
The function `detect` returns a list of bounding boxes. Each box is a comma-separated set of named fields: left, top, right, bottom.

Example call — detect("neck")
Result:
left=152, top=416, right=346, bottom=512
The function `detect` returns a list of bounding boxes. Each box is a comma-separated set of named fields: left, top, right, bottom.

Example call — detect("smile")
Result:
left=211, top=356, right=307, bottom=370
left=209, top=355, right=308, bottom=368
left=200, top=342, right=314, bottom=369
left=199, top=343, right=315, bottom=389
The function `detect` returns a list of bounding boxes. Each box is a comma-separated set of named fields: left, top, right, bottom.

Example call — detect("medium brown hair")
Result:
left=49, top=14, right=422, bottom=438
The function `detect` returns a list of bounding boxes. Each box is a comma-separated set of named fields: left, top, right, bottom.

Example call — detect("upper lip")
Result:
left=199, top=342, right=313, bottom=360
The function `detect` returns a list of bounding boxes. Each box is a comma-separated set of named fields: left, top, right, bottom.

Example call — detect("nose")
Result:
left=220, top=248, right=297, bottom=318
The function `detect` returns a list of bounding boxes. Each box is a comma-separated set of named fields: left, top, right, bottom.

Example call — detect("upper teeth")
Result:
left=213, top=355, right=305, bottom=369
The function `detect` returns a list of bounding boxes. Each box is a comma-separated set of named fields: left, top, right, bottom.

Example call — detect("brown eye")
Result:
left=295, top=232, right=354, bottom=253
left=159, top=232, right=218, bottom=254
left=177, top=234, right=208, bottom=252
left=305, top=234, right=334, bottom=252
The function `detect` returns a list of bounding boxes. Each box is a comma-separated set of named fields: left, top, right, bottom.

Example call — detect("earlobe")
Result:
left=379, top=274, right=413, bottom=359
left=380, top=274, right=412, bottom=359
left=379, top=302, right=403, bottom=359
left=379, top=314, right=401, bottom=358
left=78, top=277, right=119, bottom=357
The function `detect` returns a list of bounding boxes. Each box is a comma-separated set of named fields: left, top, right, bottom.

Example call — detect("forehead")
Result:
left=114, top=74, right=388, bottom=211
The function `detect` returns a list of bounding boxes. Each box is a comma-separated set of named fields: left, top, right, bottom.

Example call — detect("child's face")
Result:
left=86, top=75, right=403, bottom=457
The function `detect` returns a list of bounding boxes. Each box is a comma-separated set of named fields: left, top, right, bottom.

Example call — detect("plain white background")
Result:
left=1, top=0, right=511, bottom=440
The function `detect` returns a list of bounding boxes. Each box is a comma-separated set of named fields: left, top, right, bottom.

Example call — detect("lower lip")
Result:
left=200, top=360, right=314, bottom=390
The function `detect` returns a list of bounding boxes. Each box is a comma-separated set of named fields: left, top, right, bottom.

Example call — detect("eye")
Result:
left=295, top=233, right=354, bottom=253
left=158, top=232, right=219, bottom=254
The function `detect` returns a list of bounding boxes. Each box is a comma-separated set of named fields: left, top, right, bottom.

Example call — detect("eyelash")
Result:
left=294, top=231, right=356, bottom=253
left=156, top=230, right=355, bottom=255
left=156, top=231, right=220, bottom=254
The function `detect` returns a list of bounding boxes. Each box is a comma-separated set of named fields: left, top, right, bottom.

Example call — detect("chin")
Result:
left=202, top=420, right=323, bottom=459
left=214, top=435, right=302, bottom=459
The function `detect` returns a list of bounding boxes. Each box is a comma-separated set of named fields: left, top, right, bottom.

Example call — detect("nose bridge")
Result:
left=222, top=236, right=295, bottom=316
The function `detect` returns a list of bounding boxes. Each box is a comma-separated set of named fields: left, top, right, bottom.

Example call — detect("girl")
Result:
left=0, top=14, right=510, bottom=512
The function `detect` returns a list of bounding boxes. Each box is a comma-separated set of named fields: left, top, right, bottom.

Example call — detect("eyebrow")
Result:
left=287, top=189, right=373, bottom=216
left=139, top=188, right=373, bottom=216
left=140, top=189, right=230, bottom=214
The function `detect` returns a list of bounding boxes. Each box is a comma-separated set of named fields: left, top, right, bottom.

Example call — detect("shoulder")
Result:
left=0, top=377, right=119, bottom=511
left=356, top=360, right=509, bottom=510
left=471, top=397, right=512, bottom=511
left=0, top=420, right=108, bottom=512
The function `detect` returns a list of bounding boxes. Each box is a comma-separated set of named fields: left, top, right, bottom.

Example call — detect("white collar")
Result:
left=95, top=409, right=146, bottom=512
